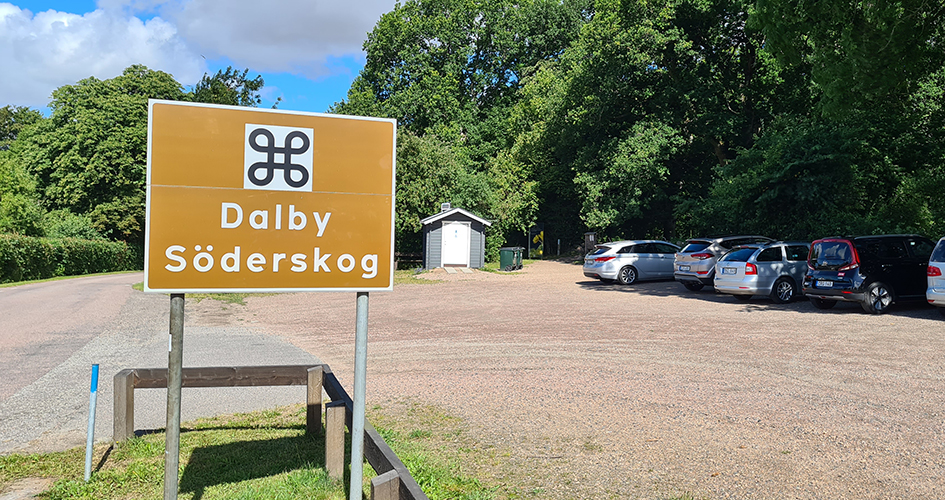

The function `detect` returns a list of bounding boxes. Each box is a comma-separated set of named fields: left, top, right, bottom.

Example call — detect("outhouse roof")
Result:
left=420, top=207, right=492, bottom=226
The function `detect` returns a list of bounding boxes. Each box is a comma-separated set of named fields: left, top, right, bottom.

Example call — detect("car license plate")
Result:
left=678, top=265, right=690, bottom=272
left=816, top=280, right=832, bottom=288
left=722, top=267, right=736, bottom=275
left=585, top=259, right=593, bottom=265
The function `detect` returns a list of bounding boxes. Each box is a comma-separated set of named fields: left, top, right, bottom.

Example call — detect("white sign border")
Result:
left=144, top=99, right=397, bottom=293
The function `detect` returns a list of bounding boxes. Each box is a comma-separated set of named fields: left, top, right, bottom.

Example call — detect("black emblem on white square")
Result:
left=244, top=124, right=314, bottom=192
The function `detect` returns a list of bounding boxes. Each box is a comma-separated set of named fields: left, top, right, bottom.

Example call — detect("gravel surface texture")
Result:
left=239, top=260, right=945, bottom=499
left=3, top=263, right=945, bottom=499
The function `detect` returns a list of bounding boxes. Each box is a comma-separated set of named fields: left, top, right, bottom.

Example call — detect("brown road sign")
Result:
left=145, top=100, right=396, bottom=292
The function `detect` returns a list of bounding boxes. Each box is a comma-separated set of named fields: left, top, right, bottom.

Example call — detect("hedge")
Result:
left=0, top=234, right=139, bottom=284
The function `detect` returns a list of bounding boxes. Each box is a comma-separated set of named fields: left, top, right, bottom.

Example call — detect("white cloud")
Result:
left=0, top=0, right=397, bottom=109
left=161, top=0, right=394, bottom=77
left=0, top=3, right=205, bottom=108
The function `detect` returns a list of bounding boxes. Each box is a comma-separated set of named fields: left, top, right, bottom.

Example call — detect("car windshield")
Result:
left=810, top=241, right=853, bottom=270
left=589, top=246, right=612, bottom=256
left=932, top=240, right=945, bottom=263
left=681, top=241, right=710, bottom=253
left=719, top=248, right=757, bottom=262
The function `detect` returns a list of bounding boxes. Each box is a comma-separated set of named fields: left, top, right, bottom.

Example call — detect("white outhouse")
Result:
left=420, top=205, right=492, bottom=269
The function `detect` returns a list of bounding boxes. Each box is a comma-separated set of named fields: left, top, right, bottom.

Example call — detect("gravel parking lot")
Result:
left=241, top=259, right=945, bottom=499
left=4, top=261, right=942, bottom=499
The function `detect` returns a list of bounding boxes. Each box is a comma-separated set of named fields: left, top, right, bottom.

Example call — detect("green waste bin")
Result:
left=499, top=247, right=524, bottom=271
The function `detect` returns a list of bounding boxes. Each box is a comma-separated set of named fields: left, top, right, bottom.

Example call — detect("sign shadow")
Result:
left=178, top=429, right=326, bottom=500
left=576, top=278, right=944, bottom=319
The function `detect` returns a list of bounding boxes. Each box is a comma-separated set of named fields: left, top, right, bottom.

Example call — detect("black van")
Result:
left=803, top=234, right=935, bottom=314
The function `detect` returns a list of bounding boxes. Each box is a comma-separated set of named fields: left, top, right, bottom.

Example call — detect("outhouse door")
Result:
left=441, top=221, right=470, bottom=266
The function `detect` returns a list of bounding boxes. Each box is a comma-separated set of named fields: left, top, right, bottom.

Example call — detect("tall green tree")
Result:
left=0, top=105, right=45, bottom=235
left=754, top=0, right=945, bottom=117
left=4, top=65, right=269, bottom=244
left=704, top=0, right=945, bottom=239
left=335, top=0, right=588, bottom=252
left=0, top=154, right=44, bottom=236
left=354, top=0, right=589, bottom=136
left=11, top=65, right=185, bottom=243
left=0, top=105, right=43, bottom=151
left=191, top=66, right=269, bottom=107
left=516, top=0, right=804, bottom=242
left=332, top=0, right=944, bottom=249
left=394, top=129, right=490, bottom=253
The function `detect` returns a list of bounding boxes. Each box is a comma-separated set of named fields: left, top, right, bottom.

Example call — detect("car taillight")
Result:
left=595, top=256, right=616, bottom=262
left=691, top=252, right=713, bottom=260
left=745, top=263, right=757, bottom=275
left=839, top=243, right=862, bottom=271
left=930, top=265, right=943, bottom=277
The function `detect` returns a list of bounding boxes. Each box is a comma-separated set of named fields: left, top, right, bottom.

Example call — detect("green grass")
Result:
left=394, top=268, right=441, bottom=285
left=0, top=406, right=342, bottom=500
left=0, top=402, right=707, bottom=500
left=130, top=282, right=272, bottom=305
left=0, top=404, right=494, bottom=500
left=366, top=402, right=498, bottom=500
left=0, top=270, right=139, bottom=289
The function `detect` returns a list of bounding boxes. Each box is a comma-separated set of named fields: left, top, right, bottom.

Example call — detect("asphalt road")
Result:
left=0, top=273, right=320, bottom=454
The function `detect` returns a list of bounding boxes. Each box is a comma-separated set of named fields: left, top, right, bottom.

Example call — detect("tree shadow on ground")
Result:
left=178, top=430, right=326, bottom=500
left=576, top=277, right=944, bottom=320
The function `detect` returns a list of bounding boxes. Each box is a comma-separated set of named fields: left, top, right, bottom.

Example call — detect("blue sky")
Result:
left=1, top=0, right=397, bottom=113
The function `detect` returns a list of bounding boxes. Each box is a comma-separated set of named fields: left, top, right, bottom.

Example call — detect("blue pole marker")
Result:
left=85, top=364, right=100, bottom=482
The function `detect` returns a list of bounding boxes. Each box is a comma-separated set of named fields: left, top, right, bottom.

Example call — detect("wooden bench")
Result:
left=113, top=364, right=427, bottom=500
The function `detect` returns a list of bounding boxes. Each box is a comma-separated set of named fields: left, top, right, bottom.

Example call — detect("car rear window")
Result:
left=786, top=245, right=809, bottom=262
left=756, top=247, right=783, bottom=262
left=810, top=240, right=853, bottom=270
left=589, top=246, right=611, bottom=256
left=908, top=238, right=934, bottom=260
left=720, top=248, right=757, bottom=262
left=682, top=241, right=710, bottom=253
left=932, top=240, right=945, bottom=262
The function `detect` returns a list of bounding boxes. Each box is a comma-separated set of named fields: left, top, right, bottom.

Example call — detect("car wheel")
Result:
left=734, top=295, right=752, bottom=301
left=617, top=266, right=638, bottom=285
left=771, top=277, right=796, bottom=304
left=861, top=282, right=893, bottom=314
left=682, top=282, right=704, bottom=291
left=810, top=297, right=836, bottom=309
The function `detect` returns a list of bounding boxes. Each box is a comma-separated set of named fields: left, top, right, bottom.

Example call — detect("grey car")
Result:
left=714, top=241, right=811, bottom=303
left=674, top=235, right=773, bottom=291
left=583, top=240, right=680, bottom=285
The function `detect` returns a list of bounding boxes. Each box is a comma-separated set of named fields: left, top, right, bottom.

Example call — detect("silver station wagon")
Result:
left=583, top=240, right=681, bottom=285
left=713, top=241, right=811, bottom=303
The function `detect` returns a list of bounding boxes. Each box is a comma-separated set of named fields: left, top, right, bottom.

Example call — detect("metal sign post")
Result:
left=164, top=293, right=184, bottom=500
left=349, top=291, right=369, bottom=498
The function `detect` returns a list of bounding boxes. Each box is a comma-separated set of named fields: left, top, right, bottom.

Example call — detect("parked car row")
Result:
left=582, top=240, right=680, bottom=284
left=583, top=234, right=945, bottom=316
